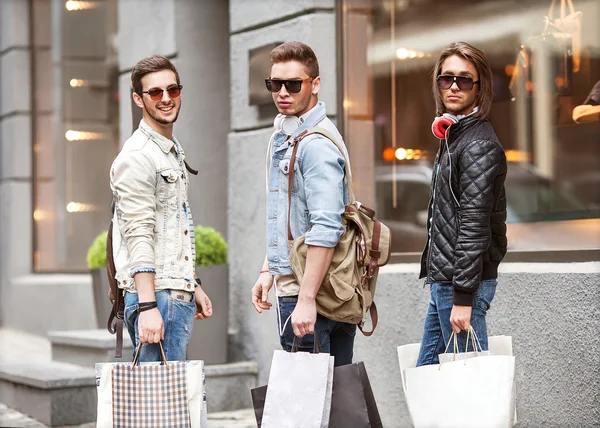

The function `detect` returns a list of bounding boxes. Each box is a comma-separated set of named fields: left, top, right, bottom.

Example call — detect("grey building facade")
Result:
left=1, top=0, right=599, bottom=426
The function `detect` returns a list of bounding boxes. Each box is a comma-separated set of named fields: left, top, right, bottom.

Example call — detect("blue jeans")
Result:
left=124, top=289, right=196, bottom=362
left=416, top=280, right=497, bottom=366
left=277, top=296, right=356, bottom=367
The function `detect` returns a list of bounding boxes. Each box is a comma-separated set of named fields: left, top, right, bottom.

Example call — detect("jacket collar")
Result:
left=273, top=101, right=328, bottom=154
left=291, top=101, right=327, bottom=139
left=139, top=119, right=175, bottom=154
left=449, top=115, right=480, bottom=143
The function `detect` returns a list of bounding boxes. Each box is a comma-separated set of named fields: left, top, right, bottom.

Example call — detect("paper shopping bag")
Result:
left=251, top=385, right=268, bottom=428
left=261, top=350, right=334, bottom=428
left=253, top=362, right=382, bottom=428
left=95, top=344, right=207, bottom=428
left=404, top=355, right=515, bottom=428
left=328, top=362, right=383, bottom=428
left=398, top=332, right=516, bottom=428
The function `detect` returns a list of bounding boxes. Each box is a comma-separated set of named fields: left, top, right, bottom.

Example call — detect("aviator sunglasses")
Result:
left=437, top=75, right=479, bottom=91
left=142, top=85, right=183, bottom=101
left=265, top=78, right=313, bottom=94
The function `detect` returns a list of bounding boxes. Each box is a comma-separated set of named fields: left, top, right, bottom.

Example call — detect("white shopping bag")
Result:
left=95, top=350, right=207, bottom=428
left=405, top=354, right=515, bottom=428
left=398, top=331, right=517, bottom=428
left=262, top=349, right=335, bottom=428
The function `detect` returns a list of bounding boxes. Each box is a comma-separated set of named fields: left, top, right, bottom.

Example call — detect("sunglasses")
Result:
left=142, top=85, right=183, bottom=101
left=437, top=75, right=479, bottom=91
left=265, top=78, right=313, bottom=94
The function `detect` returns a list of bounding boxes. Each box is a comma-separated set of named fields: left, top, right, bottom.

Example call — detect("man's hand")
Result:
left=450, top=304, right=472, bottom=333
left=291, top=296, right=317, bottom=337
left=138, top=307, right=164, bottom=344
left=194, top=286, right=213, bottom=320
left=251, top=272, right=273, bottom=313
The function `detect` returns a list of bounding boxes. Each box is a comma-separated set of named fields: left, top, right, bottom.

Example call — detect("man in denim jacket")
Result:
left=110, top=55, right=212, bottom=362
left=251, top=42, right=356, bottom=366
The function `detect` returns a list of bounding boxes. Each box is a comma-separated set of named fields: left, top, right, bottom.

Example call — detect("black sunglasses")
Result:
left=142, top=85, right=183, bottom=101
left=265, top=78, right=313, bottom=94
left=437, top=75, right=479, bottom=91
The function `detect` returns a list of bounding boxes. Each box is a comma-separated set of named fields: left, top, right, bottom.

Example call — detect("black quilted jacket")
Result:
left=419, top=116, right=507, bottom=306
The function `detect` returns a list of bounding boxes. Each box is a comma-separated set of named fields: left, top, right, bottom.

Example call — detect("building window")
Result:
left=340, top=0, right=600, bottom=261
left=32, top=0, right=119, bottom=271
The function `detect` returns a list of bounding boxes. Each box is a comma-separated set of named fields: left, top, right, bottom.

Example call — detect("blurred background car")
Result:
left=375, top=161, right=600, bottom=254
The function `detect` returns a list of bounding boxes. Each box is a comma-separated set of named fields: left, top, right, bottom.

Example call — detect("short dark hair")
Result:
left=432, top=42, right=493, bottom=120
left=131, top=55, right=180, bottom=95
left=270, top=41, right=319, bottom=78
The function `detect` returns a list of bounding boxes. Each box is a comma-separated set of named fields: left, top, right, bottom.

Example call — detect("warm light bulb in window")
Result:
left=395, top=148, right=407, bottom=160
left=66, top=202, right=98, bottom=213
left=70, top=78, right=89, bottom=87
left=65, top=130, right=106, bottom=141
left=396, top=48, right=409, bottom=60
left=65, top=1, right=99, bottom=11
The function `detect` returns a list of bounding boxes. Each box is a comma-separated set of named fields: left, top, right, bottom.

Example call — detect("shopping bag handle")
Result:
left=438, top=327, right=484, bottom=370
left=131, top=342, right=169, bottom=370
left=291, top=333, right=323, bottom=354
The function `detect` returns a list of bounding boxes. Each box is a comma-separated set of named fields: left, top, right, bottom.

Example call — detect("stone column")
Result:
left=0, top=0, right=34, bottom=325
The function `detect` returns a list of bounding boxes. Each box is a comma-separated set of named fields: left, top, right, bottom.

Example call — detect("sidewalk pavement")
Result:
left=0, top=403, right=256, bottom=428
left=0, top=328, right=256, bottom=427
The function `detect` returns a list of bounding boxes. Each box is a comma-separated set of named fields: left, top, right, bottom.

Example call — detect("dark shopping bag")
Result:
left=251, top=362, right=382, bottom=427
left=251, top=385, right=268, bottom=428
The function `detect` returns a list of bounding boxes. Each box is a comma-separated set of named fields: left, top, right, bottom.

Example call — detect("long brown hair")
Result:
left=432, top=42, right=493, bottom=120
left=131, top=55, right=180, bottom=95
left=270, top=41, right=319, bottom=78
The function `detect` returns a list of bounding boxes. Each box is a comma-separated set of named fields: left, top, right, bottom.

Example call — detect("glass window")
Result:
left=340, top=0, right=600, bottom=258
left=32, top=0, right=119, bottom=271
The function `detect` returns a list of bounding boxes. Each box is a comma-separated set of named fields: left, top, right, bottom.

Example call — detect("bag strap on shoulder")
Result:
left=287, top=128, right=355, bottom=240
left=106, top=202, right=124, bottom=358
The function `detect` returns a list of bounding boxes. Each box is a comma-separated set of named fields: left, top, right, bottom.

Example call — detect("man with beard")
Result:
left=110, top=55, right=212, bottom=362
left=416, top=42, right=507, bottom=366
left=250, top=42, right=356, bottom=366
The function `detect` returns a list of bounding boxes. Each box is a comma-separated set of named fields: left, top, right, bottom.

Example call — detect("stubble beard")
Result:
left=143, top=99, right=180, bottom=125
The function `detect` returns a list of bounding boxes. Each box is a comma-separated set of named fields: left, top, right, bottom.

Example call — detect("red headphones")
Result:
left=431, top=113, right=458, bottom=139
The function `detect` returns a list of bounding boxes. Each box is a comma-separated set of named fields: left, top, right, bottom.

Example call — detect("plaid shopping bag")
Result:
left=112, top=361, right=190, bottom=428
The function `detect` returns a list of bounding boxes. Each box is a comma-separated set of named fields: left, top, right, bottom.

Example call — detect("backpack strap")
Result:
left=184, top=160, right=198, bottom=176
left=359, top=302, right=378, bottom=337
left=287, top=128, right=355, bottom=240
left=106, top=202, right=125, bottom=358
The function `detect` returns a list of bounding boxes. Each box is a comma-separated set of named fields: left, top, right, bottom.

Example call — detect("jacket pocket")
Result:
left=158, top=168, right=183, bottom=203
left=278, top=158, right=299, bottom=194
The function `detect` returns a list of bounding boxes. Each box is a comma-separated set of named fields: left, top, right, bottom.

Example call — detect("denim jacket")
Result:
left=267, top=102, right=350, bottom=275
left=110, top=120, right=196, bottom=293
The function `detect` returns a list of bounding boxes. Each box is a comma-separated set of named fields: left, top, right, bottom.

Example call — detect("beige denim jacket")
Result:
left=110, top=120, right=196, bottom=293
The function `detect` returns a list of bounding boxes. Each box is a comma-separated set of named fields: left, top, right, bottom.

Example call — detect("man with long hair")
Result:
left=417, top=42, right=507, bottom=365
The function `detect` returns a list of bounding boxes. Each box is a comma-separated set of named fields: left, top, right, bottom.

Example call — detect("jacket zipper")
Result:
left=426, top=136, right=448, bottom=284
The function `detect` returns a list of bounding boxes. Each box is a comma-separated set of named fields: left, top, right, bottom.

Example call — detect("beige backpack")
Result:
left=286, top=128, right=391, bottom=335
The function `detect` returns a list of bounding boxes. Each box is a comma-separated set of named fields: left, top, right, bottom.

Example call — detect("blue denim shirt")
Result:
left=266, top=102, right=350, bottom=275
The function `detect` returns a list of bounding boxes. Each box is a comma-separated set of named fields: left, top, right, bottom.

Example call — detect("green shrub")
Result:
left=194, top=225, right=228, bottom=266
left=86, top=226, right=228, bottom=269
left=87, top=231, right=108, bottom=269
